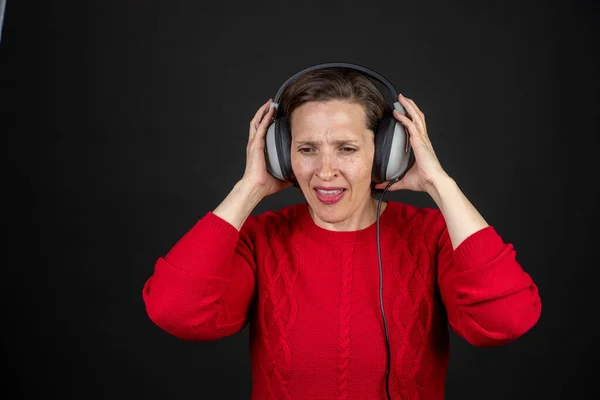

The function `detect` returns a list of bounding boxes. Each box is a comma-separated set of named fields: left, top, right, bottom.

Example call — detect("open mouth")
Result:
left=314, top=188, right=346, bottom=205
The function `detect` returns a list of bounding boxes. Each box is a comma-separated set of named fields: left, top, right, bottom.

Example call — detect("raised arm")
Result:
left=431, top=177, right=541, bottom=346
left=142, top=98, right=291, bottom=341
left=375, top=93, right=541, bottom=346
left=142, top=180, right=264, bottom=341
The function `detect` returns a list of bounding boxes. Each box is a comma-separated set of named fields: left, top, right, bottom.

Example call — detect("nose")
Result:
left=316, top=152, right=338, bottom=181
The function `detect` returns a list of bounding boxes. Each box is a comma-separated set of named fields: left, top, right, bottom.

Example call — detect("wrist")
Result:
left=426, top=173, right=455, bottom=201
left=235, top=179, right=266, bottom=206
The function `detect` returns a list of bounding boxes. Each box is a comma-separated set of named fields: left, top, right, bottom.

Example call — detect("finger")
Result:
left=256, top=104, right=275, bottom=136
left=392, top=111, right=414, bottom=131
left=399, top=100, right=431, bottom=144
left=256, top=100, right=273, bottom=133
left=403, top=95, right=425, bottom=119
left=398, top=94, right=424, bottom=118
left=398, top=94, right=425, bottom=131
left=410, top=100, right=424, bottom=120
left=254, top=99, right=272, bottom=125
left=393, top=111, right=425, bottom=143
left=248, top=105, right=275, bottom=153
left=250, top=99, right=272, bottom=136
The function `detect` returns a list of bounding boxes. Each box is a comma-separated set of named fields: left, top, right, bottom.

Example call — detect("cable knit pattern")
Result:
left=142, top=201, right=541, bottom=400
left=336, top=244, right=354, bottom=400
left=260, top=227, right=298, bottom=400
left=387, top=214, right=433, bottom=398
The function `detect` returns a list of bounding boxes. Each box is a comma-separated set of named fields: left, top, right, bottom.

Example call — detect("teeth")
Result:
left=316, top=189, right=343, bottom=195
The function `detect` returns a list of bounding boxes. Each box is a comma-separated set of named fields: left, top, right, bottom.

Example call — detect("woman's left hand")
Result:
left=374, top=93, right=449, bottom=193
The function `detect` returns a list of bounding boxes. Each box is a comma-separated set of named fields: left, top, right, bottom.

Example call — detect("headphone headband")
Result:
left=270, top=62, right=404, bottom=114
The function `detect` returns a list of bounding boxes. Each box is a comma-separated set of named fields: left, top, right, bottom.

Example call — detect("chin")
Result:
left=306, top=194, right=351, bottom=222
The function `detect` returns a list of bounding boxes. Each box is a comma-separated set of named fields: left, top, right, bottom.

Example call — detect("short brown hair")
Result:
left=278, top=67, right=389, bottom=132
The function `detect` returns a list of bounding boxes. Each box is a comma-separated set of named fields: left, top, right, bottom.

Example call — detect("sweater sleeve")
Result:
left=434, top=211, right=542, bottom=347
left=142, top=211, right=258, bottom=341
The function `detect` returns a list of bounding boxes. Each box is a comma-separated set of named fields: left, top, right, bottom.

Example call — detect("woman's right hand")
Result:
left=241, top=99, right=292, bottom=199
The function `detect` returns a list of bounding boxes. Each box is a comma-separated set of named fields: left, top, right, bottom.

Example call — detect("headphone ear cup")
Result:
left=372, top=113, right=413, bottom=183
left=276, top=116, right=295, bottom=183
left=265, top=120, right=284, bottom=180
left=264, top=116, right=295, bottom=182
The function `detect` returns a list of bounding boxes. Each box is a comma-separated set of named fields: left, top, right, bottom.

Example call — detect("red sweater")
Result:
left=143, top=201, right=541, bottom=399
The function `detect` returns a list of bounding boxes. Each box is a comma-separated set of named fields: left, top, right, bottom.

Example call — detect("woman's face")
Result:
left=290, top=99, right=375, bottom=231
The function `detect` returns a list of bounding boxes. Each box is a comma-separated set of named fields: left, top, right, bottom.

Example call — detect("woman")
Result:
left=142, top=66, right=541, bottom=400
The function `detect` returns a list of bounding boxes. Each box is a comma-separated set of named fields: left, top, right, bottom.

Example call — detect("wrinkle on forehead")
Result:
left=290, top=100, right=370, bottom=143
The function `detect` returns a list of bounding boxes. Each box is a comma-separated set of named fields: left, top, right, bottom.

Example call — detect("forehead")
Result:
left=290, top=100, right=370, bottom=142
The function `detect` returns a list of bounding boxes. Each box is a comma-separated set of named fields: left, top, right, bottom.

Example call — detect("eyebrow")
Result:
left=294, top=139, right=360, bottom=146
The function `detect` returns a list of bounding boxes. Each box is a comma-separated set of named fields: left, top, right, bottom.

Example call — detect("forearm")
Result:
left=427, top=175, right=489, bottom=250
left=145, top=202, right=259, bottom=340
left=430, top=175, right=542, bottom=345
left=213, top=180, right=265, bottom=231
left=143, top=256, right=255, bottom=341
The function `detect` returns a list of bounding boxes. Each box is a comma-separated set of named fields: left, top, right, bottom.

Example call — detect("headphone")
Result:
left=264, top=62, right=415, bottom=187
left=263, top=62, right=415, bottom=400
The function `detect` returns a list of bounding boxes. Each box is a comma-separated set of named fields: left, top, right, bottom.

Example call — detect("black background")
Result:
left=2, top=0, right=599, bottom=399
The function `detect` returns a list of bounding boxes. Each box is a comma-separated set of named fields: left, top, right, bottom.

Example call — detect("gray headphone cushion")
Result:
left=265, top=122, right=284, bottom=180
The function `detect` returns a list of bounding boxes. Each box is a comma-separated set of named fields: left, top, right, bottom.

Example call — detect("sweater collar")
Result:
left=295, top=201, right=394, bottom=244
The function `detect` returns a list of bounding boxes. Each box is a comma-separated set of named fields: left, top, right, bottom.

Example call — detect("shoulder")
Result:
left=386, top=200, right=441, bottom=221
left=239, top=203, right=303, bottom=238
left=386, top=200, right=444, bottom=238
left=252, top=203, right=299, bottom=225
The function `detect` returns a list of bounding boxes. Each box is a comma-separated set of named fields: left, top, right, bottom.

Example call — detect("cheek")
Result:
left=347, top=155, right=373, bottom=181
left=291, top=154, right=313, bottom=179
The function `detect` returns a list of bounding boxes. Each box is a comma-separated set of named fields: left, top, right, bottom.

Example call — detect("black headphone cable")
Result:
left=377, top=177, right=400, bottom=400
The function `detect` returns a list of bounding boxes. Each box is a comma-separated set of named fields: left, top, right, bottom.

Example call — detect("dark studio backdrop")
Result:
left=2, top=0, right=599, bottom=399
